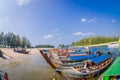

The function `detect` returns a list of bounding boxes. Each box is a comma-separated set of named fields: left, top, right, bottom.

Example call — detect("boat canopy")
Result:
left=69, top=54, right=96, bottom=61
left=70, top=51, right=84, bottom=54
left=103, top=56, right=120, bottom=77
left=90, top=54, right=110, bottom=65
left=91, top=48, right=98, bottom=52
left=69, top=47, right=87, bottom=54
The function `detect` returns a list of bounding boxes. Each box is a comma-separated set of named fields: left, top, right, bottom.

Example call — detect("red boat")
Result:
left=0, top=70, right=9, bottom=80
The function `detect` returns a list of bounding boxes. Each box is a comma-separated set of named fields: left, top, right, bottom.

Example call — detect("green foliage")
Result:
left=21, top=36, right=27, bottom=48
left=72, top=36, right=119, bottom=46
left=58, top=44, right=66, bottom=49
left=0, top=32, right=31, bottom=48
left=35, top=45, right=54, bottom=48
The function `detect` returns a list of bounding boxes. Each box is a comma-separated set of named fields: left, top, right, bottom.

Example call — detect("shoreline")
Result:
left=0, top=48, right=55, bottom=80
left=72, top=41, right=118, bottom=47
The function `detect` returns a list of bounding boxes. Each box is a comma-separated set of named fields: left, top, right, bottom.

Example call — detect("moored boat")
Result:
left=58, top=53, right=113, bottom=79
left=40, top=48, right=113, bottom=79
left=39, top=50, right=63, bottom=75
left=48, top=47, right=100, bottom=67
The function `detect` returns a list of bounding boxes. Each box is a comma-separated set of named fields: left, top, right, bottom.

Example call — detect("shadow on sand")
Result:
left=0, top=55, right=7, bottom=60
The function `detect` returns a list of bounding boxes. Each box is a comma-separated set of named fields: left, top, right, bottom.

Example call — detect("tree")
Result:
left=72, top=36, right=119, bottom=46
left=16, top=35, right=21, bottom=47
left=58, top=44, right=65, bottom=49
left=0, top=32, right=31, bottom=48
left=26, top=40, right=31, bottom=48
left=21, top=36, right=27, bottom=48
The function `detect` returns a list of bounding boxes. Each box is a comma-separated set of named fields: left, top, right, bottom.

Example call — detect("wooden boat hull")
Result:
left=14, top=49, right=31, bottom=54
left=60, top=58, right=113, bottom=79
left=39, top=50, right=63, bottom=74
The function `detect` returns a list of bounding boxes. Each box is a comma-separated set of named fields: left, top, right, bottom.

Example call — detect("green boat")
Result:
left=102, top=56, right=120, bottom=80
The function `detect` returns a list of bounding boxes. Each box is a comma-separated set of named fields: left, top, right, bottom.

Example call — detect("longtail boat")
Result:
left=48, top=48, right=98, bottom=67
left=40, top=49, right=113, bottom=79
left=14, top=48, right=31, bottom=54
left=39, top=50, right=64, bottom=74
left=39, top=50, right=70, bottom=80
left=56, top=47, right=88, bottom=56
left=58, top=54, right=113, bottom=79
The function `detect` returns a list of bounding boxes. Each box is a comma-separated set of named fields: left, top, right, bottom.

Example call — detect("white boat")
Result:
left=107, top=43, right=119, bottom=48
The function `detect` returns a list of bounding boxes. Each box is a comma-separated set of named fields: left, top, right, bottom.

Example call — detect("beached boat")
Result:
left=14, top=48, right=31, bottom=54
left=56, top=47, right=89, bottom=56
left=102, top=56, right=120, bottom=80
left=40, top=49, right=113, bottom=79
left=39, top=50, right=63, bottom=75
left=46, top=47, right=108, bottom=68
left=58, top=53, right=113, bottom=79
left=48, top=48, right=99, bottom=67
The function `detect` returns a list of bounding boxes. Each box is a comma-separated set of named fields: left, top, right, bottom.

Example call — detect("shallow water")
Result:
left=0, top=53, right=56, bottom=80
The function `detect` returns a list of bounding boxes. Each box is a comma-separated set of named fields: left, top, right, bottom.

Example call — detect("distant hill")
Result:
left=72, top=36, right=119, bottom=46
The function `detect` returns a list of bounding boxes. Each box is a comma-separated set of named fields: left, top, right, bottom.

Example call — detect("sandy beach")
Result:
left=0, top=48, right=39, bottom=66
left=0, top=48, right=54, bottom=80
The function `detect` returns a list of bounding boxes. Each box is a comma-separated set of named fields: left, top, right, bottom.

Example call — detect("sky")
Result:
left=0, top=0, right=120, bottom=46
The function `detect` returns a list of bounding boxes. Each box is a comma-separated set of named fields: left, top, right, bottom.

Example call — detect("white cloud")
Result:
left=81, top=18, right=97, bottom=23
left=82, top=32, right=95, bottom=36
left=112, top=19, right=116, bottom=23
left=81, top=18, right=87, bottom=23
left=73, top=32, right=82, bottom=36
left=44, top=34, right=53, bottom=39
left=73, top=32, right=95, bottom=36
left=16, top=0, right=31, bottom=6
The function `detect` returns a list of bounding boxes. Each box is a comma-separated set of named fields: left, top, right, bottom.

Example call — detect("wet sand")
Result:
left=0, top=48, right=55, bottom=80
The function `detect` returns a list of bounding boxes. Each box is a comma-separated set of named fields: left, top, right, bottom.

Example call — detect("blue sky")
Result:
left=0, top=0, right=120, bottom=46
